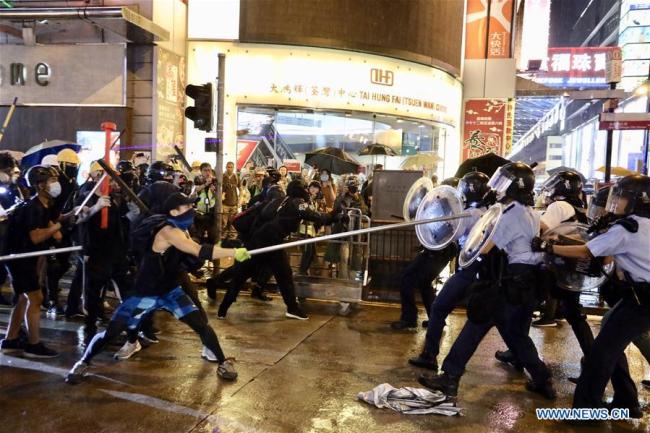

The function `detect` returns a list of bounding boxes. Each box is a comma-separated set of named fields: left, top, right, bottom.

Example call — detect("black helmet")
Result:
left=117, top=160, right=135, bottom=174
left=487, top=162, right=535, bottom=205
left=0, top=152, right=17, bottom=171
left=587, top=185, right=611, bottom=222
left=540, top=170, right=584, bottom=207
left=286, top=179, right=309, bottom=200
left=146, top=161, right=174, bottom=183
left=606, top=175, right=650, bottom=218
left=267, top=168, right=281, bottom=183
left=441, top=177, right=460, bottom=188
left=26, top=165, right=56, bottom=188
left=267, top=184, right=286, bottom=201
left=458, top=171, right=490, bottom=207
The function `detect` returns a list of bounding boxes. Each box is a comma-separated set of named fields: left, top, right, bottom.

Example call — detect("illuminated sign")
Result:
left=518, top=0, right=551, bottom=70
left=532, top=47, right=618, bottom=89
left=370, top=68, right=394, bottom=86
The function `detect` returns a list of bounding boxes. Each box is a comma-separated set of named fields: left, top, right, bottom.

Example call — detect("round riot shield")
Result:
left=542, top=222, right=613, bottom=291
left=458, top=203, right=503, bottom=268
left=403, top=177, right=434, bottom=221
left=414, top=185, right=465, bottom=250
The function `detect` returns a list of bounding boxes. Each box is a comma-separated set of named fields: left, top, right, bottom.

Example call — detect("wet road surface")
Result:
left=1, top=291, right=649, bottom=433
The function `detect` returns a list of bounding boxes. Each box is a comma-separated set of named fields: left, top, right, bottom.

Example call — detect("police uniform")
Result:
left=573, top=215, right=650, bottom=412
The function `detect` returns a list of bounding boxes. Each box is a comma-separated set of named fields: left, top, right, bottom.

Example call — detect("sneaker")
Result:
left=286, top=306, right=309, bottom=320
left=201, top=346, right=219, bottom=363
left=532, top=317, right=557, bottom=328
left=608, top=402, right=643, bottom=419
left=418, top=372, right=460, bottom=397
left=251, top=287, right=272, bottom=302
left=138, top=330, right=159, bottom=344
left=390, top=320, right=417, bottom=330
left=494, top=350, right=524, bottom=372
left=65, top=361, right=90, bottom=384
left=408, top=352, right=438, bottom=371
left=0, top=338, right=25, bottom=354
left=46, top=306, right=60, bottom=319
left=24, top=342, right=59, bottom=358
left=217, top=358, right=238, bottom=380
left=525, top=378, right=557, bottom=400
left=113, top=340, right=142, bottom=360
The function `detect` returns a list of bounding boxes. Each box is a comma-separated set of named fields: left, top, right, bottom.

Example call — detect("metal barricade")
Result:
left=288, top=208, right=371, bottom=315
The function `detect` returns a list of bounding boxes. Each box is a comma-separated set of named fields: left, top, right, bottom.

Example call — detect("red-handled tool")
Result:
left=100, top=122, right=117, bottom=229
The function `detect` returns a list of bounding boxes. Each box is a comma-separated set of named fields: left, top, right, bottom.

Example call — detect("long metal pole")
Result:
left=604, top=82, right=616, bottom=183
left=74, top=173, right=108, bottom=216
left=247, top=213, right=471, bottom=256
left=0, top=96, right=18, bottom=143
left=0, top=246, right=82, bottom=262
left=214, top=53, right=226, bottom=242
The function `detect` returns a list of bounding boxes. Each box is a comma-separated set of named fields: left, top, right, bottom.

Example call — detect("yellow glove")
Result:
left=234, top=248, right=251, bottom=262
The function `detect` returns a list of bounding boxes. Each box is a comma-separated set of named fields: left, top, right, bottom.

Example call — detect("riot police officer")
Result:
left=540, top=174, right=650, bottom=418
left=391, top=172, right=489, bottom=331
left=419, top=162, right=556, bottom=400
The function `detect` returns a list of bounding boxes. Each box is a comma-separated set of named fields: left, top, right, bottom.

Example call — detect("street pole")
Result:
left=643, top=67, right=650, bottom=175
left=214, top=53, right=225, bottom=242
left=604, top=81, right=616, bottom=183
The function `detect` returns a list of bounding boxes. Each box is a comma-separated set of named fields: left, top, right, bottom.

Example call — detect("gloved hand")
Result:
left=234, top=248, right=251, bottom=262
left=125, top=201, right=140, bottom=222
left=531, top=237, right=555, bottom=254
left=91, top=196, right=111, bottom=214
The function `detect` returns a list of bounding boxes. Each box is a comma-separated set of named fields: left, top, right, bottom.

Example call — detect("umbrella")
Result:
left=455, top=152, right=510, bottom=178
left=21, top=140, right=81, bottom=168
left=547, top=166, right=587, bottom=183
left=596, top=166, right=636, bottom=177
left=400, top=153, right=442, bottom=169
left=304, top=147, right=361, bottom=175
left=358, top=143, right=397, bottom=156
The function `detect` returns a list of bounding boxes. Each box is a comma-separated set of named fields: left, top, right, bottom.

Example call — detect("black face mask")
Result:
left=64, top=165, right=79, bottom=181
left=348, top=186, right=358, bottom=194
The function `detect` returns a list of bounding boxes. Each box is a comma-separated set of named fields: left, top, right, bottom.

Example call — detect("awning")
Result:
left=0, top=6, right=169, bottom=44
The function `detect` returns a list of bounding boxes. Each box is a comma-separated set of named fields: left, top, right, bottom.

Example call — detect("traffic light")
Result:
left=185, top=83, right=213, bottom=132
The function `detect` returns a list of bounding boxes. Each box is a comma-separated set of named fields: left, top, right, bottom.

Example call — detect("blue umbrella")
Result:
left=21, top=140, right=81, bottom=168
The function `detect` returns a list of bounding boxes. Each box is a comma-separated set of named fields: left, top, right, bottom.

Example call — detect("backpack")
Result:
left=231, top=201, right=265, bottom=238
left=130, top=214, right=168, bottom=262
left=3, top=200, right=31, bottom=255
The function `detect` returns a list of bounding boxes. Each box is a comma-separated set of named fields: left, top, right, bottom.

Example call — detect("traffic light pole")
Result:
left=214, top=53, right=226, bottom=242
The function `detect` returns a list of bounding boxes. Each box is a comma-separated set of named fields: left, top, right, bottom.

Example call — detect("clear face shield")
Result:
left=606, top=185, right=633, bottom=216
left=487, top=166, right=513, bottom=201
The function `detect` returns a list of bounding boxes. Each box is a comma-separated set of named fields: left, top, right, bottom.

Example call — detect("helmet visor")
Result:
left=606, top=184, right=634, bottom=215
left=486, top=166, right=513, bottom=198
left=587, top=202, right=607, bottom=222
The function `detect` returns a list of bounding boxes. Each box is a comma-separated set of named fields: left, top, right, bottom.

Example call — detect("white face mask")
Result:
left=320, top=174, right=329, bottom=182
left=48, top=181, right=62, bottom=198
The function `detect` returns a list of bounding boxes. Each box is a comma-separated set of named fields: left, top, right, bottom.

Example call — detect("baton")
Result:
left=173, top=145, right=193, bottom=174
left=247, top=213, right=471, bottom=256
left=0, top=97, right=17, bottom=143
left=74, top=173, right=109, bottom=216
left=0, top=246, right=82, bottom=262
left=96, top=159, right=150, bottom=215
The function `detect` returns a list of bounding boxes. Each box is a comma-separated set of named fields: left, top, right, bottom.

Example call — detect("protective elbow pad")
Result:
left=198, top=244, right=214, bottom=262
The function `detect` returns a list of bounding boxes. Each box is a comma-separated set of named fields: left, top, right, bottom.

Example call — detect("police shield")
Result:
left=542, top=222, right=613, bottom=291
left=414, top=185, right=465, bottom=250
left=403, top=177, right=434, bottom=221
left=458, top=203, right=503, bottom=268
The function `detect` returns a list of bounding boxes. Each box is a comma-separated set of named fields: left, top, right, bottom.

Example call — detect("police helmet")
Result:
left=458, top=171, right=490, bottom=207
left=441, top=177, right=460, bottom=188
left=587, top=186, right=611, bottom=222
left=147, top=161, right=174, bottom=183
left=540, top=170, right=584, bottom=207
left=487, top=162, right=535, bottom=205
left=606, top=175, right=650, bottom=218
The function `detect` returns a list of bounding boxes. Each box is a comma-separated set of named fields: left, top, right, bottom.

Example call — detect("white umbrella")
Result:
left=21, top=139, right=81, bottom=168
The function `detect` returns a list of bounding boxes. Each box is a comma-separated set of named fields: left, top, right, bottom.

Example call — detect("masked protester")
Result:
left=0, top=152, right=23, bottom=305
left=65, top=192, right=250, bottom=384
left=0, top=166, right=77, bottom=358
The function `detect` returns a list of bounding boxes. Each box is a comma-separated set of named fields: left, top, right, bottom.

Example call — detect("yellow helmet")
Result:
left=89, top=160, right=104, bottom=173
left=191, top=160, right=202, bottom=169
left=57, top=148, right=80, bottom=165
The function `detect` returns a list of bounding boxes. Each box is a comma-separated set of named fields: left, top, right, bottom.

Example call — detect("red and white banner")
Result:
left=462, top=99, right=508, bottom=161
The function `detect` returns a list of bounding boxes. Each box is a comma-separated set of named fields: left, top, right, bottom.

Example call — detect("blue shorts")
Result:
left=111, top=287, right=198, bottom=330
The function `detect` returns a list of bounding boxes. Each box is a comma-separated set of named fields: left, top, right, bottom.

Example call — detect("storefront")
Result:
left=185, top=42, right=463, bottom=177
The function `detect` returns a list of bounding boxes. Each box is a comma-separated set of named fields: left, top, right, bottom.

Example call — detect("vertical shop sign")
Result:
left=465, top=0, right=514, bottom=59
left=462, top=99, right=508, bottom=160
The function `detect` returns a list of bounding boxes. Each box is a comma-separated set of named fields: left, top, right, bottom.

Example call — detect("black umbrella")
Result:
left=455, top=152, right=510, bottom=178
left=305, top=147, right=361, bottom=175
left=358, top=143, right=397, bottom=156
left=546, top=166, right=587, bottom=183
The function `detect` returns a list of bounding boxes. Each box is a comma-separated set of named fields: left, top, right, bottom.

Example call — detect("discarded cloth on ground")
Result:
left=357, top=383, right=462, bottom=416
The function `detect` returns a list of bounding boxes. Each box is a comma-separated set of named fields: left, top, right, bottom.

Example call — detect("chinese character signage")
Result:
left=154, top=47, right=186, bottom=159
left=465, top=0, right=515, bottom=59
left=533, top=47, right=619, bottom=89
left=462, top=99, right=508, bottom=161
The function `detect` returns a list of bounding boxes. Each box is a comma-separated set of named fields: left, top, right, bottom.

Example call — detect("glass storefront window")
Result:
left=235, top=106, right=446, bottom=173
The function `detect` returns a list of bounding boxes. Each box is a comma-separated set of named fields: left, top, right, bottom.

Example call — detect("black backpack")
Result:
left=3, top=200, right=31, bottom=255
left=231, top=201, right=266, bottom=238
left=130, top=214, right=168, bottom=262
